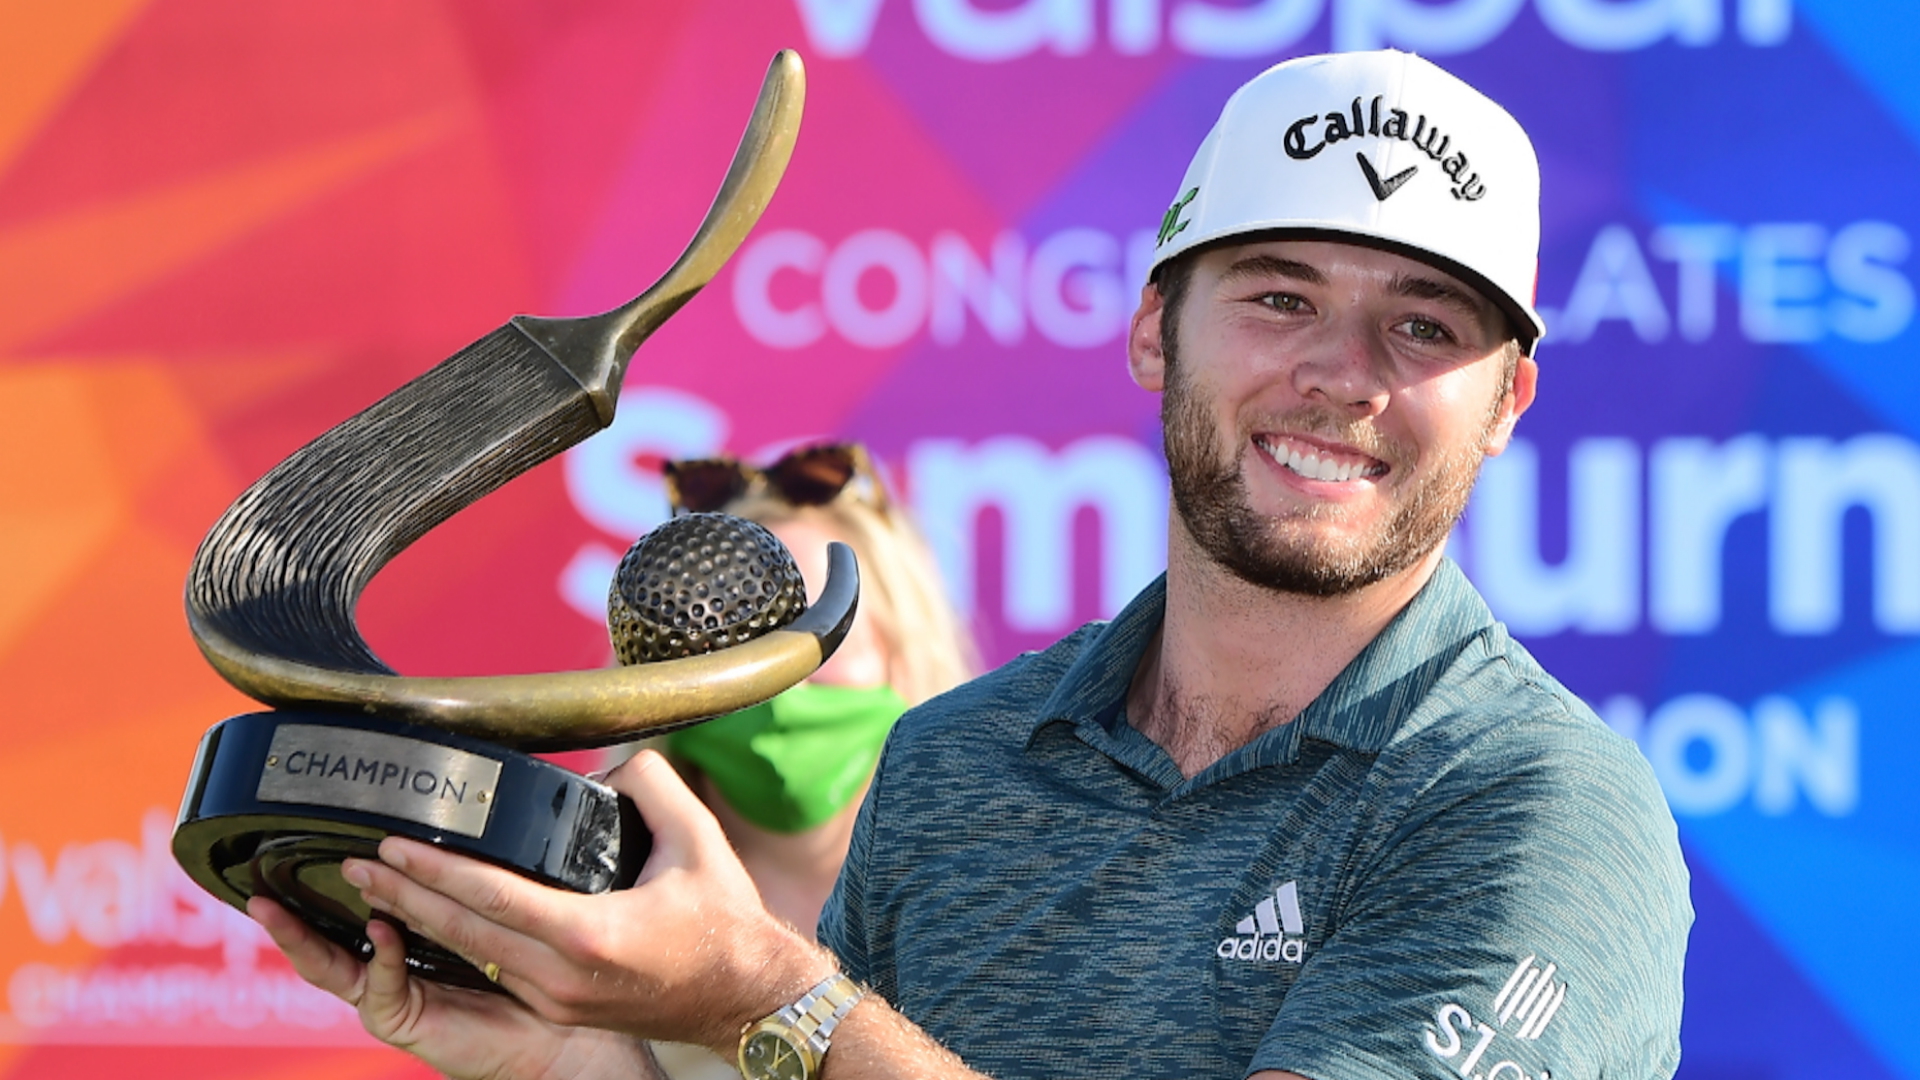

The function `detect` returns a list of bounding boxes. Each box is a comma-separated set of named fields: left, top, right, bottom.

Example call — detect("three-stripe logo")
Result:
left=1235, top=881, right=1303, bottom=937
left=1217, top=881, right=1308, bottom=963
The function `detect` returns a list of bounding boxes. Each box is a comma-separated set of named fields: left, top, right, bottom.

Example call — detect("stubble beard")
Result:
left=1160, top=340, right=1499, bottom=599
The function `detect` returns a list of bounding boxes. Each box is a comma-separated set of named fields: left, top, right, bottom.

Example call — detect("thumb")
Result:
left=603, top=749, right=734, bottom=872
left=358, top=917, right=424, bottom=1041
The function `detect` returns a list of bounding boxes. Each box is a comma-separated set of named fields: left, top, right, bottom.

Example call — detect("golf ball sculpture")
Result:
left=609, top=514, right=808, bottom=665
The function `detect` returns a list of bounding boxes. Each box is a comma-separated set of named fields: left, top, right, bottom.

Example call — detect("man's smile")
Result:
left=1254, top=433, right=1389, bottom=484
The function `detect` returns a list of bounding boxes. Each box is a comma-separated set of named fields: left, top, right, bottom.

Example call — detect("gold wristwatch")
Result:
left=737, top=972, right=867, bottom=1080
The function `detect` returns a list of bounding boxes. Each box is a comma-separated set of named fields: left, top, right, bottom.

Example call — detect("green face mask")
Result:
left=667, top=682, right=908, bottom=834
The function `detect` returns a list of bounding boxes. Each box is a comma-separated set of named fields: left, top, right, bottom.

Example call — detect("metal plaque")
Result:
left=257, top=724, right=503, bottom=838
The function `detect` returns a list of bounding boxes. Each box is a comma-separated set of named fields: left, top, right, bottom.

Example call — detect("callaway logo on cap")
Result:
left=1149, top=49, right=1546, bottom=353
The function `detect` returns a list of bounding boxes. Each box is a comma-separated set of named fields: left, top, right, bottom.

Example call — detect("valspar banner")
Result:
left=0, top=1, right=1909, bottom=1077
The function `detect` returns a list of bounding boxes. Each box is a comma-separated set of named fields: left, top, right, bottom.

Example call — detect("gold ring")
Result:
left=483, top=961, right=501, bottom=983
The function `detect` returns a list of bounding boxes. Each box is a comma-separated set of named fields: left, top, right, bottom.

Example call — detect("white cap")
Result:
left=1148, top=50, right=1546, bottom=352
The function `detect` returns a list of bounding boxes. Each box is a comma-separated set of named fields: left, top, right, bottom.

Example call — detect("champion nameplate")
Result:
left=257, top=725, right=503, bottom=838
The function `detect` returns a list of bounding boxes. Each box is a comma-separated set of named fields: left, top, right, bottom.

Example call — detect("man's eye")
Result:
left=1262, top=294, right=1305, bottom=312
left=1406, top=317, right=1448, bottom=341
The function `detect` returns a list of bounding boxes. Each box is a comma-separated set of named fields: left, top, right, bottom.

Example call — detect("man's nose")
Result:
left=1289, top=317, right=1391, bottom=416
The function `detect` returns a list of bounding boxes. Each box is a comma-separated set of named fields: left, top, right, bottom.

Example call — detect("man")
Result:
left=257, top=49, right=1690, bottom=1080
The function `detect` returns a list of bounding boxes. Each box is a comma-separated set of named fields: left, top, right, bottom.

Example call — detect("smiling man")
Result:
left=259, top=49, right=1691, bottom=1080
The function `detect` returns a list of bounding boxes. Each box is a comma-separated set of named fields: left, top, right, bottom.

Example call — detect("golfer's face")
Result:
left=1135, top=238, right=1535, bottom=594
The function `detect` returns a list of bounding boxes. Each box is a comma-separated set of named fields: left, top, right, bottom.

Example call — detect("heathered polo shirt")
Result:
left=819, top=561, right=1691, bottom=1080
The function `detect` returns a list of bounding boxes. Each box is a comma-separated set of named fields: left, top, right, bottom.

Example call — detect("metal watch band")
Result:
left=739, top=970, right=869, bottom=1080
left=781, top=971, right=866, bottom=1051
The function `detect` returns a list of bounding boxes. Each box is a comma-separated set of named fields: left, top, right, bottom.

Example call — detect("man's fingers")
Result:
left=348, top=843, right=562, bottom=979
left=367, top=838, right=557, bottom=929
left=249, top=895, right=367, bottom=1004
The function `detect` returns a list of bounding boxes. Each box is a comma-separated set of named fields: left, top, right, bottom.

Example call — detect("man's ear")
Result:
left=1482, top=353, right=1538, bottom=456
left=1128, top=283, right=1168, bottom=392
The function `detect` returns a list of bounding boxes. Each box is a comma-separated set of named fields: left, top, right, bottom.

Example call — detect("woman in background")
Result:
left=645, top=442, right=976, bottom=1080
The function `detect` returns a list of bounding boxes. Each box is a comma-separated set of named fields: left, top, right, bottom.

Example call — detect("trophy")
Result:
left=170, top=51, right=847, bottom=992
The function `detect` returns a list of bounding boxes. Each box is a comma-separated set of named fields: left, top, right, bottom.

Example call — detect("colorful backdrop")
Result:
left=0, top=1, right=1912, bottom=1077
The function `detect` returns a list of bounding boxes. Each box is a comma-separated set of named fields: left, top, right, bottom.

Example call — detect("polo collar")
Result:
left=1288, top=559, right=1497, bottom=754
left=1028, top=574, right=1168, bottom=746
left=1028, top=561, right=1497, bottom=763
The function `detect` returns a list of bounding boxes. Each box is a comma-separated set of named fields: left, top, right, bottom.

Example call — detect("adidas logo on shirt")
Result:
left=1216, top=881, right=1308, bottom=964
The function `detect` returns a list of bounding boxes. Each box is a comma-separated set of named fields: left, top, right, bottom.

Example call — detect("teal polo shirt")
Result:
left=819, top=561, right=1690, bottom=1079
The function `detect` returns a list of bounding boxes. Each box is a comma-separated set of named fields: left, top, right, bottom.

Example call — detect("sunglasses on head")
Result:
left=663, top=443, right=887, bottom=516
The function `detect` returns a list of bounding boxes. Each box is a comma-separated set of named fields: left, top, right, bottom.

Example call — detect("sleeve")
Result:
left=814, top=729, right=890, bottom=998
left=1252, top=720, right=1692, bottom=1080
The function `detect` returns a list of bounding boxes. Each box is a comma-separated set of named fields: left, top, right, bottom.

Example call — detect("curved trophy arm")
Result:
left=190, top=543, right=857, bottom=750
left=185, top=51, right=816, bottom=750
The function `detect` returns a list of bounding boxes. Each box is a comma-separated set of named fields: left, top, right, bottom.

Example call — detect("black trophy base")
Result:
left=173, top=710, right=649, bottom=991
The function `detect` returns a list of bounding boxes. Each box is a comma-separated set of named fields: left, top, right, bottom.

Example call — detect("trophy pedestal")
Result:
left=173, top=710, right=648, bottom=990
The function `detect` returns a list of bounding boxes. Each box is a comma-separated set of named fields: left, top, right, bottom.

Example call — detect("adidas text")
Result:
left=1218, top=881, right=1309, bottom=964
left=1216, top=935, right=1307, bottom=964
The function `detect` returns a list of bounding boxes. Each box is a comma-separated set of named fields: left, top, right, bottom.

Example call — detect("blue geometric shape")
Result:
left=1678, top=848, right=1898, bottom=1080
left=1678, top=635, right=1920, bottom=1080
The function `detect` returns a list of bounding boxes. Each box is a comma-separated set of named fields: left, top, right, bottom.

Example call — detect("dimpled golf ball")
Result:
left=606, top=513, right=807, bottom=664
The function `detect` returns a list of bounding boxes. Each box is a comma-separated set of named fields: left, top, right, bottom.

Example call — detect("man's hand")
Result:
left=264, top=748, right=985, bottom=1080
left=339, top=749, right=838, bottom=1056
left=251, top=894, right=655, bottom=1080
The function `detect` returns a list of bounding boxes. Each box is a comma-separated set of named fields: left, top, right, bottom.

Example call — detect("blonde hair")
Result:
left=724, top=488, right=977, bottom=706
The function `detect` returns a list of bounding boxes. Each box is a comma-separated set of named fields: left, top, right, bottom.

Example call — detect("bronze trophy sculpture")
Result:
left=171, top=51, right=847, bottom=992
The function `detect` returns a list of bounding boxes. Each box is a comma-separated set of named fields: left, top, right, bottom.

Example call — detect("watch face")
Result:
left=741, top=1028, right=810, bottom=1080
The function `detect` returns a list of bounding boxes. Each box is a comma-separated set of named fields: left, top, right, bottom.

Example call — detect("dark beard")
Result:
left=1160, top=347, right=1494, bottom=598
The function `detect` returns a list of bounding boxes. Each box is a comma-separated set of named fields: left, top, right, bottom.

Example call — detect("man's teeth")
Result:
left=1265, top=441, right=1377, bottom=482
